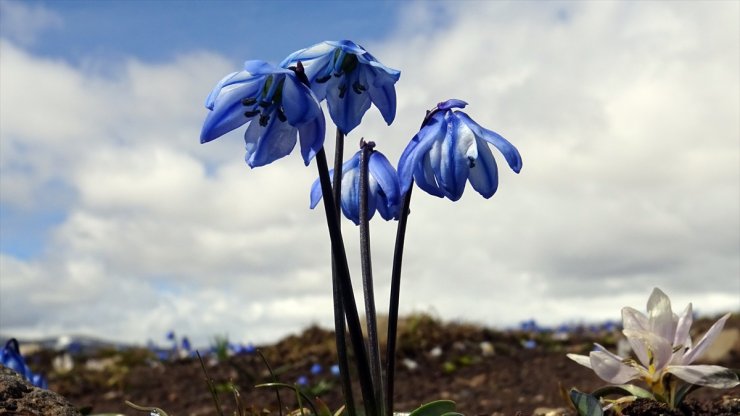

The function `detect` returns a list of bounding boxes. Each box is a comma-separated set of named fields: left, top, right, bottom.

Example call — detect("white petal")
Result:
left=683, top=313, right=731, bottom=364
left=589, top=350, right=641, bottom=384
left=567, top=353, right=593, bottom=369
left=622, top=307, right=649, bottom=332
left=667, top=365, right=740, bottom=388
left=646, top=288, right=675, bottom=342
left=673, top=303, right=693, bottom=348
left=623, top=329, right=673, bottom=373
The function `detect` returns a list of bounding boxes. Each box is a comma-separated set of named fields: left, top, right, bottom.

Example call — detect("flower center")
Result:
left=241, top=74, right=288, bottom=127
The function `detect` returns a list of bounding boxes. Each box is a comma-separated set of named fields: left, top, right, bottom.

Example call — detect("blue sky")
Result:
left=1, top=0, right=738, bottom=347
left=11, top=0, right=401, bottom=64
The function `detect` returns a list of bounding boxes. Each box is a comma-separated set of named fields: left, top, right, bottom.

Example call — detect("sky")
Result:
left=1, top=0, right=738, bottom=348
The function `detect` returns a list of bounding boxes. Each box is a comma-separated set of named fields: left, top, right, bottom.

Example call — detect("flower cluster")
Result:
left=567, top=288, right=739, bottom=407
left=1, top=338, right=48, bottom=389
left=201, top=39, right=522, bottom=416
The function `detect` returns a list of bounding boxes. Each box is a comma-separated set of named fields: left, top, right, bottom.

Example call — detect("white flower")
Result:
left=568, top=288, right=739, bottom=393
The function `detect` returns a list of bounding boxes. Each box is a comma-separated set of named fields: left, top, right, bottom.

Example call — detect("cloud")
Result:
left=0, top=1, right=63, bottom=47
left=1, top=1, right=738, bottom=347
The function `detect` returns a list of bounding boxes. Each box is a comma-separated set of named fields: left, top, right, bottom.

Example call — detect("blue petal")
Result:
left=244, top=60, right=282, bottom=76
left=397, top=114, right=447, bottom=195
left=468, top=138, right=499, bottom=198
left=326, top=69, right=371, bottom=134
left=280, top=41, right=335, bottom=68
left=437, top=99, right=468, bottom=111
left=414, top=152, right=444, bottom=198
left=309, top=176, right=323, bottom=209
left=244, top=116, right=298, bottom=168
left=340, top=152, right=362, bottom=225
left=438, top=113, right=472, bottom=201
left=327, top=40, right=367, bottom=55
left=365, top=66, right=398, bottom=126
left=205, top=71, right=239, bottom=110
left=456, top=111, right=522, bottom=173
left=369, top=151, right=400, bottom=219
left=297, top=107, right=326, bottom=165
left=200, top=76, right=263, bottom=143
left=282, top=75, right=321, bottom=125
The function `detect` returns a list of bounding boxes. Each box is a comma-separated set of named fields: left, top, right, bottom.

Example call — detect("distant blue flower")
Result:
left=310, top=363, right=322, bottom=375
left=522, top=339, right=537, bottom=350
left=296, top=375, right=309, bottom=386
left=519, top=319, right=539, bottom=332
left=310, top=147, right=400, bottom=225
left=201, top=60, right=326, bottom=168
left=166, top=330, right=176, bottom=341
left=330, top=364, right=340, bottom=376
left=181, top=336, right=192, bottom=352
left=281, top=40, right=400, bottom=134
left=398, top=99, right=522, bottom=201
left=1, top=339, right=48, bottom=389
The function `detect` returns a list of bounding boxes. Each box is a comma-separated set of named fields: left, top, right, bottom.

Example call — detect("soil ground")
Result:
left=22, top=313, right=740, bottom=415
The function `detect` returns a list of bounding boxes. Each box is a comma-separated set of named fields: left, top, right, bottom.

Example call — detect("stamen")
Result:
left=276, top=108, right=287, bottom=122
left=244, top=109, right=260, bottom=118
left=338, top=84, right=347, bottom=99
left=315, top=75, right=331, bottom=83
left=241, top=97, right=257, bottom=106
left=259, top=101, right=272, bottom=108
left=468, top=157, right=476, bottom=168
left=291, top=61, right=310, bottom=87
left=259, top=114, right=270, bottom=127
left=352, top=81, right=367, bottom=94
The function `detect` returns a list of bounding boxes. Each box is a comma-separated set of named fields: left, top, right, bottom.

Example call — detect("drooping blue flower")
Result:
left=1, top=339, right=48, bottom=389
left=398, top=99, right=522, bottom=201
left=281, top=40, right=400, bottom=135
left=201, top=60, right=326, bottom=168
left=310, top=147, right=401, bottom=225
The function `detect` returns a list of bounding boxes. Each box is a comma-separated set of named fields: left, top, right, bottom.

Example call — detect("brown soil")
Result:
left=25, top=314, right=740, bottom=415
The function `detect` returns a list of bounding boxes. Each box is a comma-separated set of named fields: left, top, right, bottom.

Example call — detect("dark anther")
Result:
left=259, top=114, right=270, bottom=127
left=244, top=109, right=261, bottom=118
left=338, top=84, right=347, bottom=99
left=290, top=61, right=310, bottom=87
left=352, top=82, right=367, bottom=94
left=241, top=97, right=257, bottom=106
left=276, top=108, right=287, bottom=122
left=316, top=74, right=332, bottom=83
left=259, top=100, right=272, bottom=108
left=468, top=157, right=476, bottom=168
left=360, top=138, right=376, bottom=150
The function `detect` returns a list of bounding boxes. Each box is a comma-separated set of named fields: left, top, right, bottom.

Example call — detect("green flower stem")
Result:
left=359, top=140, right=385, bottom=416
left=315, top=148, right=377, bottom=416
left=330, top=128, right=356, bottom=416
left=385, top=183, right=413, bottom=414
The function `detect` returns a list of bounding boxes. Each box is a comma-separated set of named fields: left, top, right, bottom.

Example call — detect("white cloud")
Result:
left=0, top=1, right=63, bottom=47
left=1, top=1, right=738, bottom=347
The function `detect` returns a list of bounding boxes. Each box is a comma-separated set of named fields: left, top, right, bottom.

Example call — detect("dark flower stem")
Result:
left=315, top=148, right=377, bottom=416
left=385, top=183, right=413, bottom=414
left=330, top=128, right=356, bottom=416
left=358, top=140, right=385, bottom=416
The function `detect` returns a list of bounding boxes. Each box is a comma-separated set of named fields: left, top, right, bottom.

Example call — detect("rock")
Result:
left=0, top=366, right=82, bottom=416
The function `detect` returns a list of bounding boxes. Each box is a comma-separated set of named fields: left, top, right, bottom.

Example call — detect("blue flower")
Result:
left=1, top=339, right=48, bottom=389
left=281, top=40, right=400, bottom=134
left=398, top=99, right=522, bottom=201
left=201, top=60, right=326, bottom=168
left=310, top=363, right=322, bottom=375
left=310, top=147, right=401, bottom=225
